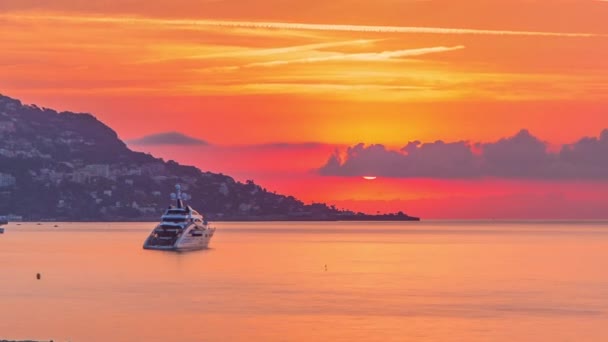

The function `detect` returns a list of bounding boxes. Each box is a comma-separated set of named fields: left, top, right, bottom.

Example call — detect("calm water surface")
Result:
left=1, top=221, right=608, bottom=341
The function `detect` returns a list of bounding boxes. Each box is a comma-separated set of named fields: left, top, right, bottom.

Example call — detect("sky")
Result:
left=2, top=0, right=608, bottom=218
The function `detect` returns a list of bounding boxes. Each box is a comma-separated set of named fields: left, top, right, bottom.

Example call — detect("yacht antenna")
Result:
left=175, top=184, right=183, bottom=208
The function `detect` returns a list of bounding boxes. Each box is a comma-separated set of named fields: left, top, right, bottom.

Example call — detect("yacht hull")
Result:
left=143, top=223, right=215, bottom=251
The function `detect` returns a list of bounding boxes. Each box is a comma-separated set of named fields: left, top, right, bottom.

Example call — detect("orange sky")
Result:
left=2, top=0, right=608, bottom=217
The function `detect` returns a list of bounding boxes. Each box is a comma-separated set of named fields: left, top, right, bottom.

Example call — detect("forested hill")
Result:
left=0, top=94, right=419, bottom=222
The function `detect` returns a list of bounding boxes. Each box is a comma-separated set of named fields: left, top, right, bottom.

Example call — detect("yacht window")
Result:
left=167, top=209, right=187, bottom=215
left=164, top=217, right=186, bottom=223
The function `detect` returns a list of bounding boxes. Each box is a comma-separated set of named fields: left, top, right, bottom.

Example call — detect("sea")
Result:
left=1, top=221, right=608, bottom=342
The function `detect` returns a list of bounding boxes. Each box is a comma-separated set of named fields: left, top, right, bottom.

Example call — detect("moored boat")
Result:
left=143, top=185, right=215, bottom=251
left=0, top=216, right=7, bottom=234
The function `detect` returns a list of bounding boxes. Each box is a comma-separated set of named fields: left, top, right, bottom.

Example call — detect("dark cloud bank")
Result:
left=128, top=132, right=209, bottom=146
left=319, top=129, right=608, bottom=180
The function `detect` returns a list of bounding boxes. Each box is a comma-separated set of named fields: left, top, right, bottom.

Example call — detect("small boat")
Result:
left=143, top=184, right=216, bottom=251
left=0, top=215, right=7, bottom=233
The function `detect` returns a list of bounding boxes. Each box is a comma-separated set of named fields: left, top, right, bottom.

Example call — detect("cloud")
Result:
left=222, top=45, right=466, bottom=70
left=2, top=13, right=602, bottom=38
left=128, top=132, right=209, bottom=146
left=479, top=129, right=553, bottom=178
left=319, top=129, right=608, bottom=180
left=139, top=39, right=377, bottom=64
left=320, top=141, right=477, bottom=178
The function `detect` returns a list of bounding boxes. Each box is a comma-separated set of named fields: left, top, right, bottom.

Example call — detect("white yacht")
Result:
left=0, top=216, right=7, bottom=234
left=143, top=185, right=215, bottom=251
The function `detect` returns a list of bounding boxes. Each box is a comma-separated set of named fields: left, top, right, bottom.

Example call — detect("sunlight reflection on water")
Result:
left=1, top=221, right=608, bottom=341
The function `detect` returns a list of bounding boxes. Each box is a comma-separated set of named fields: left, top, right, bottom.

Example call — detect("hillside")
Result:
left=0, top=94, right=419, bottom=221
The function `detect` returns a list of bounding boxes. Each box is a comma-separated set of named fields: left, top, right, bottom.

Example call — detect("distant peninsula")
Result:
left=0, top=94, right=419, bottom=222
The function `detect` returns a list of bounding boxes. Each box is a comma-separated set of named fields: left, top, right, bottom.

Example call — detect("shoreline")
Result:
left=9, top=217, right=421, bottom=223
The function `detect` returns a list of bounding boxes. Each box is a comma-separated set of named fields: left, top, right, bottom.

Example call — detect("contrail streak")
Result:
left=245, top=45, right=466, bottom=68
left=203, top=45, right=465, bottom=72
left=2, top=13, right=602, bottom=38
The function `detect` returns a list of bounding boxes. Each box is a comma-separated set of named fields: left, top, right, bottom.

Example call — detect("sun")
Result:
left=363, top=176, right=377, bottom=180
